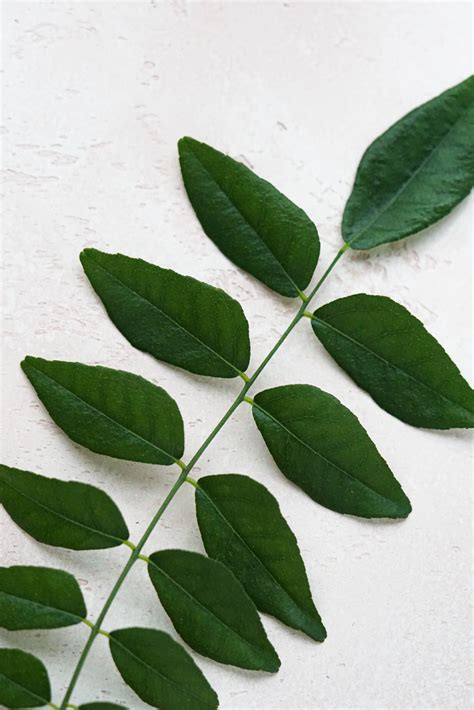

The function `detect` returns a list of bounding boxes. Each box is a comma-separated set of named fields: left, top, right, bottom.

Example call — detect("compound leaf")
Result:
left=312, top=294, right=474, bottom=428
left=252, top=385, right=411, bottom=519
left=179, top=137, right=319, bottom=297
left=0, top=464, right=129, bottom=550
left=343, top=76, right=474, bottom=249
left=0, top=565, right=86, bottom=629
left=0, top=649, right=50, bottom=708
left=21, top=357, right=184, bottom=465
left=109, top=627, right=218, bottom=710
left=195, top=474, right=326, bottom=642
left=81, top=249, right=250, bottom=378
left=148, top=549, right=280, bottom=672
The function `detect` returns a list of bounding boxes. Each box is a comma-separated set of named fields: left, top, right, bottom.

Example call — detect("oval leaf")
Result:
left=252, top=385, right=411, bottom=519
left=0, top=648, right=50, bottom=708
left=0, top=464, right=129, bottom=549
left=81, top=249, right=250, bottom=379
left=21, top=357, right=184, bottom=465
left=80, top=704, right=128, bottom=709
left=195, top=474, right=326, bottom=642
left=343, top=76, right=474, bottom=249
left=148, top=549, right=280, bottom=672
left=179, top=137, right=319, bottom=297
left=109, top=627, right=218, bottom=710
left=0, top=565, right=86, bottom=629
left=312, top=294, right=474, bottom=429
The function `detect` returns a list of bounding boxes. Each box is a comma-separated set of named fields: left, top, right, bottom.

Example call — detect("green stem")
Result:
left=59, top=245, right=346, bottom=709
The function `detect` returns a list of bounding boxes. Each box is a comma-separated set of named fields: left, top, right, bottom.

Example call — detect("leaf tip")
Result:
left=178, top=135, right=195, bottom=153
left=79, top=247, right=99, bottom=267
left=20, top=355, right=37, bottom=374
left=264, top=647, right=281, bottom=674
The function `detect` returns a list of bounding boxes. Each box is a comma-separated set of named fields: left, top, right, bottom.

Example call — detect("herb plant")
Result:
left=1, top=76, right=473, bottom=709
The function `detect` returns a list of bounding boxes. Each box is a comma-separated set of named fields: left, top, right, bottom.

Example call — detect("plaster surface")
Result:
left=1, top=2, right=472, bottom=709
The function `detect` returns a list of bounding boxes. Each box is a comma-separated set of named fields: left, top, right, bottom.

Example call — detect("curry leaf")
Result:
left=252, top=385, right=411, bottom=519
left=195, top=474, right=326, bottom=642
left=21, top=357, right=184, bottom=465
left=148, top=549, right=280, bottom=672
left=81, top=249, right=250, bottom=379
left=0, top=465, right=129, bottom=550
left=179, top=137, right=319, bottom=297
left=109, top=627, right=218, bottom=710
left=0, top=649, right=50, bottom=708
left=0, top=566, right=86, bottom=629
left=311, top=294, right=474, bottom=428
left=343, top=75, right=474, bottom=249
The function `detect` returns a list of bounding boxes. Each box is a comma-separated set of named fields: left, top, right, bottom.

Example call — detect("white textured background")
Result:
left=1, top=2, right=473, bottom=709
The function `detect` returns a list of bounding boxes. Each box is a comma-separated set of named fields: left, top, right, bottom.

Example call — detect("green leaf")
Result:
left=80, top=704, right=128, bottom=709
left=0, top=649, right=50, bottom=708
left=0, top=464, right=129, bottom=549
left=0, top=565, right=86, bottom=629
left=109, top=627, right=218, bottom=710
left=195, top=474, right=326, bottom=642
left=343, top=76, right=474, bottom=249
left=81, top=249, right=250, bottom=379
left=178, top=137, right=319, bottom=297
left=312, top=294, right=474, bottom=429
left=21, top=356, right=184, bottom=465
left=252, top=385, right=411, bottom=519
left=148, top=549, right=280, bottom=672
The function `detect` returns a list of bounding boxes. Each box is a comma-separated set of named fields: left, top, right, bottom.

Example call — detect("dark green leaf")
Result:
left=252, top=385, right=411, bottom=519
left=80, top=704, right=128, bottom=709
left=109, top=627, right=218, bottom=710
left=21, top=356, right=184, bottom=465
left=81, top=249, right=250, bottom=379
left=195, top=474, right=326, bottom=642
left=0, top=649, right=50, bottom=708
left=0, top=465, right=129, bottom=549
left=179, top=137, right=319, bottom=297
left=312, top=294, right=474, bottom=429
left=343, top=76, right=474, bottom=249
left=148, top=549, right=280, bottom=672
left=0, top=565, right=86, bottom=629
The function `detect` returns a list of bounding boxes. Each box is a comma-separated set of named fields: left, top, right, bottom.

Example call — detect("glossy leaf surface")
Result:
left=195, top=474, right=326, bottom=642
left=148, top=549, right=280, bottom=672
left=0, top=649, right=50, bottom=708
left=252, top=385, right=411, bottom=519
left=81, top=248, right=250, bottom=378
left=22, top=356, right=184, bottom=465
left=179, top=137, right=319, bottom=297
left=343, top=76, right=474, bottom=249
left=0, top=566, right=86, bottom=630
left=109, top=627, right=218, bottom=710
left=312, top=294, right=474, bottom=428
left=0, top=465, right=129, bottom=550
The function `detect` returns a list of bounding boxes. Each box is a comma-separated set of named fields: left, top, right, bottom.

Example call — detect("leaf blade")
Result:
left=21, top=357, right=184, bottom=465
left=0, top=566, right=86, bottom=630
left=179, top=137, right=320, bottom=297
left=252, top=385, right=411, bottom=519
left=0, top=464, right=129, bottom=550
left=343, top=76, right=474, bottom=249
left=148, top=549, right=280, bottom=672
left=109, top=627, right=218, bottom=710
left=195, top=474, right=326, bottom=642
left=81, top=249, right=250, bottom=378
left=0, top=649, right=50, bottom=708
left=312, top=294, right=474, bottom=429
